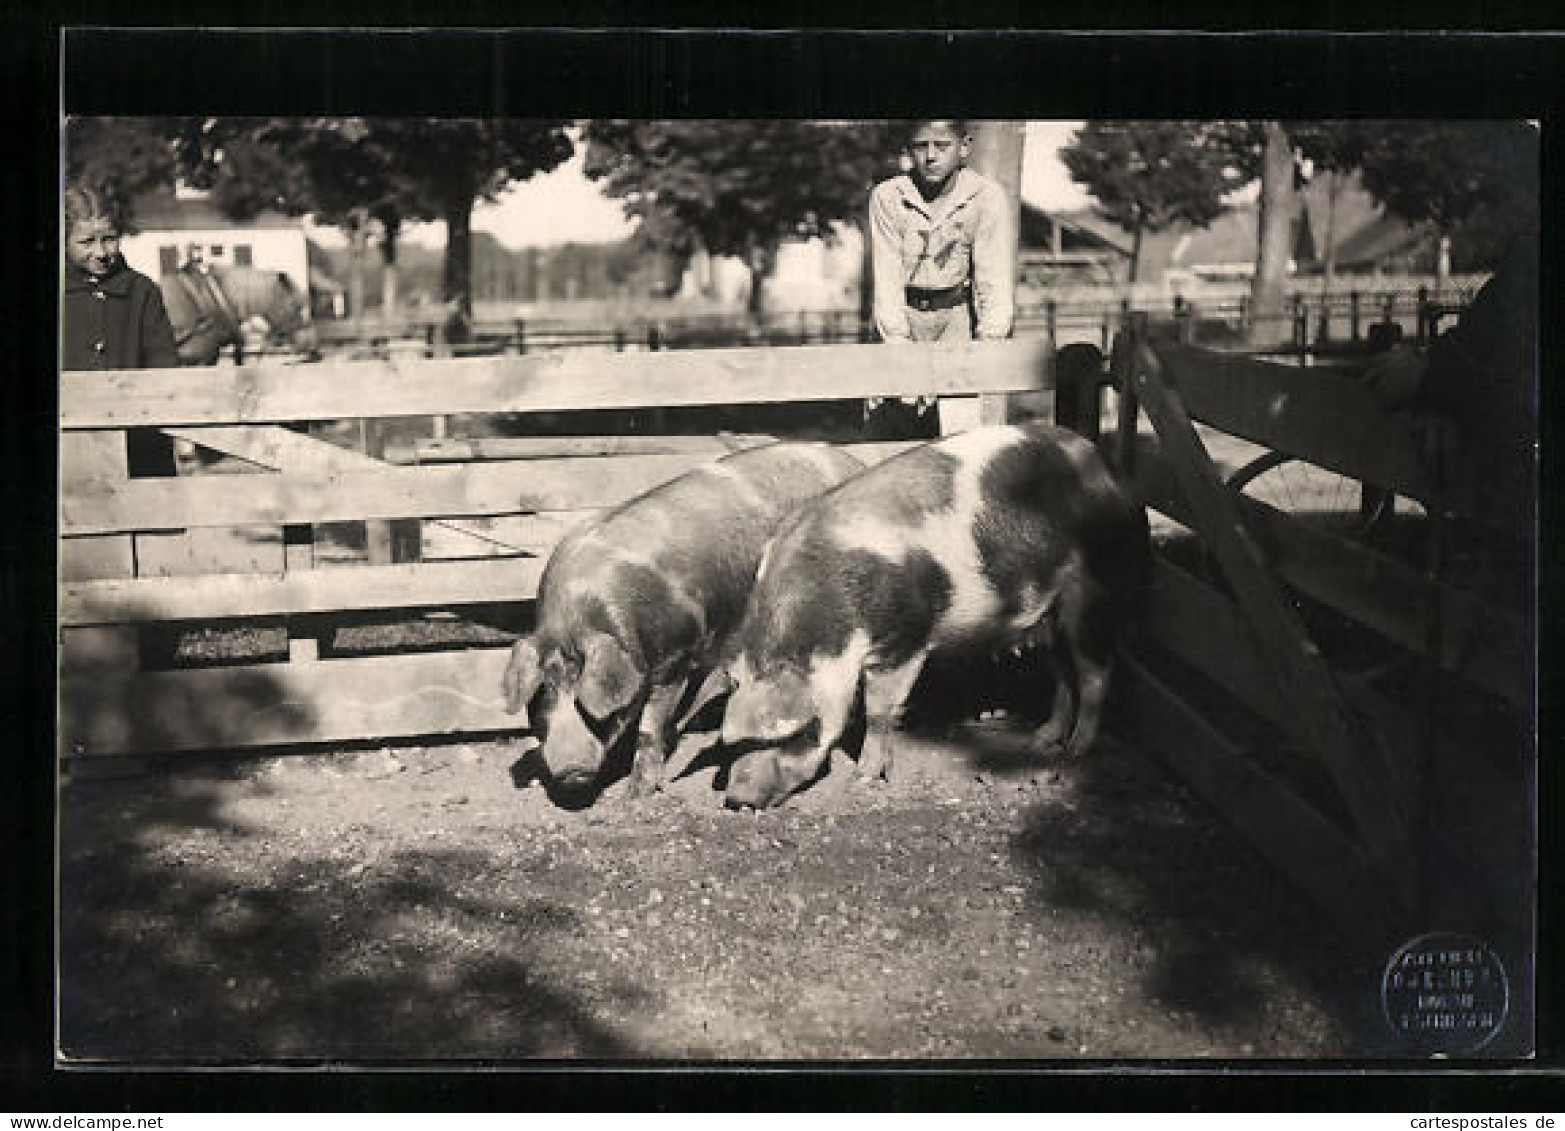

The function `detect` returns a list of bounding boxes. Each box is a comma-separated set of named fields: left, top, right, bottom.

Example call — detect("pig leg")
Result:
left=628, top=680, right=685, bottom=796
left=858, top=648, right=930, bottom=784
left=1062, top=643, right=1113, bottom=757
left=657, top=670, right=731, bottom=789
left=1049, top=578, right=1117, bottom=758
left=1031, top=632, right=1077, bottom=753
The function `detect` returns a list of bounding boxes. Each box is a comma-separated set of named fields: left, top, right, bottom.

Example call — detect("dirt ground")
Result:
left=58, top=696, right=1402, bottom=1064
left=55, top=410, right=1470, bottom=1065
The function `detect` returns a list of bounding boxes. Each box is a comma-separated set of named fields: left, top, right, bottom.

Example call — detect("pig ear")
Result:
left=695, top=665, right=737, bottom=703
left=502, top=638, right=544, bottom=715
left=676, top=665, right=737, bottom=732
left=577, top=634, right=642, bottom=720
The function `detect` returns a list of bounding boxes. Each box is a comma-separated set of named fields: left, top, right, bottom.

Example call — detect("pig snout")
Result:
left=530, top=689, right=609, bottom=791
left=723, top=747, right=788, bottom=810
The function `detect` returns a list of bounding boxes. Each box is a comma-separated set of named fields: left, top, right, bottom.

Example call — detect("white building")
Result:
left=119, top=189, right=311, bottom=296
left=676, top=224, right=866, bottom=313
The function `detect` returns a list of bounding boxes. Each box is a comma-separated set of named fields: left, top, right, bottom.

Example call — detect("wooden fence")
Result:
left=59, top=328, right=1530, bottom=950
left=60, top=339, right=1048, bottom=758
left=309, top=275, right=1488, bottom=361
left=1078, top=330, right=1532, bottom=950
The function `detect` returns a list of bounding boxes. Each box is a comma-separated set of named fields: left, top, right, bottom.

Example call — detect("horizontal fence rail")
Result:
left=61, top=339, right=1053, bottom=429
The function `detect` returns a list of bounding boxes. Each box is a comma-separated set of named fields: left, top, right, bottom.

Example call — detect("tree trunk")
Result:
left=857, top=222, right=874, bottom=338
left=746, top=244, right=773, bottom=319
left=967, top=120, right=1025, bottom=304
left=346, top=208, right=369, bottom=336
left=442, top=194, right=475, bottom=338
left=1321, top=168, right=1341, bottom=290
left=1131, top=222, right=1146, bottom=285
left=1248, top=121, right=1297, bottom=346
left=380, top=218, right=400, bottom=329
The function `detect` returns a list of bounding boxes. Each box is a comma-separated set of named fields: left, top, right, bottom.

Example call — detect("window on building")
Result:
left=158, top=246, right=179, bottom=276
left=210, top=244, right=226, bottom=259
left=233, top=245, right=253, bottom=267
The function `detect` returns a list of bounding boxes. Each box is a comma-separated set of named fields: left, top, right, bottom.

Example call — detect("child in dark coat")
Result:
left=61, top=182, right=180, bottom=372
left=62, top=182, right=182, bottom=478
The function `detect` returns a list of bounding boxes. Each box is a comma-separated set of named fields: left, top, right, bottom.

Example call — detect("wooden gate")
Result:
left=1078, top=329, right=1534, bottom=950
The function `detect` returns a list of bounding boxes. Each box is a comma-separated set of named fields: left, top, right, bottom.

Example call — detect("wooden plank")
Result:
left=420, top=513, right=583, bottom=562
left=1130, top=343, right=1414, bottom=878
left=59, top=432, right=140, bottom=679
left=399, top=433, right=776, bottom=463
left=62, top=451, right=750, bottom=536
left=61, top=556, right=544, bottom=626
left=1118, top=654, right=1408, bottom=944
left=1153, top=343, right=1522, bottom=525
left=59, top=432, right=135, bottom=582
left=163, top=425, right=367, bottom=473
left=1131, top=445, right=1530, bottom=708
left=164, top=424, right=559, bottom=558
left=1141, top=557, right=1291, bottom=730
left=59, top=339, right=1054, bottom=428
left=65, top=439, right=937, bottom=539
left=1145, top=554, right=1424, bottom=809
left=61, top=647, right=519, bottom=756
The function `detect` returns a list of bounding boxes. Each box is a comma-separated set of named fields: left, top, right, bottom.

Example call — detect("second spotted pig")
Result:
left=503, top=441, right=864, bottom=799
left=719, top=422, right=1149, bottom=808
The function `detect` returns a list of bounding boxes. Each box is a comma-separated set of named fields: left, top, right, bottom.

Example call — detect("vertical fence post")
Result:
left=1350, top=290, right=1361, bottom=342
left=1382, top=292, right=1396, bottom=333
left=1046, top=299, right=1058, bottom=347
left=1293, top=295, right=1309, bottom=364
left=1239, top=293, right=1252, bottom=337
left=647, top=322, right=663, bottom=352
left=1054, top=343, right=1104, bottom=442
left=1316, top=293, right=1331, bottom=345
left=283, top=524, right=321, bottom=662
left=614, top=325, right=626, bottom=352
left=362, top=421, right=422, bottom=565
left=1173, top=294, right=1191, bottom=345
left=514, top=318, right=527, bottom=356
left=428, top=327, right=451, bottom=441
left=1415, top=285, right=1431, bottom=347
left=1113, top=316, right=1144, bottom=478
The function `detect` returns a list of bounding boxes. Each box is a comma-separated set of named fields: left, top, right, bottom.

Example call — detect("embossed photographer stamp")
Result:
left=1382, top=932, right=1510, bottom=1055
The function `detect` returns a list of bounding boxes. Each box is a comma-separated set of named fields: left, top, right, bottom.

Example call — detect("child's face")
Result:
left=67, top=216, right=121, bottom=276
left=906, top=122, right=969, bottom=193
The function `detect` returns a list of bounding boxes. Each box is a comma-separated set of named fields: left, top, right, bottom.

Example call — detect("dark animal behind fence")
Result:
left=160, top=265, right=316, bottom=366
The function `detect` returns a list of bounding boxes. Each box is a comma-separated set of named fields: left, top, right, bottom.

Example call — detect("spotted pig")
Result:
left=718, top=422, right=1149, bottom=808
left=503, top=441, right=864, bottom=799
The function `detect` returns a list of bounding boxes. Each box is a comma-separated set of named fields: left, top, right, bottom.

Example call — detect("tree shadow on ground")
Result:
left=956, top=721, right=1393, bottom=1051
left=904, top=645, right=1396, bottom=1054
left=57, top=662, right=672, bottom=1064
left=58, top=784, right=662, bottom=1061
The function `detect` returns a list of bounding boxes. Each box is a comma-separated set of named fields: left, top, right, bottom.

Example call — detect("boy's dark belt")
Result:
left=905, top=282, right=971, bottom=312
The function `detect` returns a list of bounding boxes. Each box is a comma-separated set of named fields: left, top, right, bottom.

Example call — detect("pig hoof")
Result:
left=626, top=772, right=662, bottom=799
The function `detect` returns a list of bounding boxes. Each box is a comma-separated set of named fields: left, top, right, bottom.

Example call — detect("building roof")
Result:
left=128, top=191, right=302, bottom=233
left=1298, top=171, right=1428, bottom=269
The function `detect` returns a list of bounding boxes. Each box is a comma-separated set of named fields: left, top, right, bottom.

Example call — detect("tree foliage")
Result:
left=173, top=117, right=573, bottom=324
left=62, top=117, right=181, bottom=229
left=581, top=119, right=904, bottom=310
left=1060, top=121, right=1241, bottom=282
